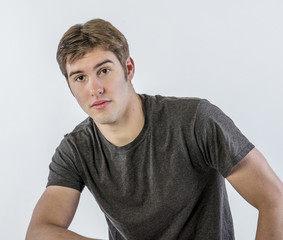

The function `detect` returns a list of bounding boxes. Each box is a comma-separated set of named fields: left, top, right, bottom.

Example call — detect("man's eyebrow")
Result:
left=68, top=59, right=114, bottom=79
left=94, top=59, right=114, bottom=70
left=68, top=70, right=83, bottom=79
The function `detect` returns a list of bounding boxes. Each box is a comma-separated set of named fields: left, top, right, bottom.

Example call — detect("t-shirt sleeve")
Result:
left=47, top=135, right=85, bottom=192
left=193, top=99, right=255, bottom=177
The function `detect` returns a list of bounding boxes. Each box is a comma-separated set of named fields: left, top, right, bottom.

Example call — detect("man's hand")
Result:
left=227, top=148, right=283, bottom=240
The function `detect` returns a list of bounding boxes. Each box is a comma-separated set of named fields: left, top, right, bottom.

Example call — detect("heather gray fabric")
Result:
left=47, top=94, right=255, bottom=240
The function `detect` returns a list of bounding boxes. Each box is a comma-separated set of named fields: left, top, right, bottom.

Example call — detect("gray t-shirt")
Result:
left=47, top=94, right=254, bottom=240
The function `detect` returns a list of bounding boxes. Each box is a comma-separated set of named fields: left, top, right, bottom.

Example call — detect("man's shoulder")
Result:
left=54, top=117, right=96, bottom=156
left=141, top=94, right=206, bottom=114
left=141, top=94, right=203, bottom=103
left=63, top=117, right=94, bottom=140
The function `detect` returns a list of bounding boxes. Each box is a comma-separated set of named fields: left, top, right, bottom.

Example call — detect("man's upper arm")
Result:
left=29, top=186, right=81, bottom=229
left=227, top=147, right=283, bottom=209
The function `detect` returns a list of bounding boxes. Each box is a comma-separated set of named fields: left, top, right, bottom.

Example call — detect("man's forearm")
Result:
left=255, top=206, right=283, bottom=240
left=26, top=223, right=103, bottom=240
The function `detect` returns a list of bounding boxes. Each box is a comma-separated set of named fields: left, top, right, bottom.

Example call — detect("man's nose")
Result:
left=88, top=77, right=105, bottom=96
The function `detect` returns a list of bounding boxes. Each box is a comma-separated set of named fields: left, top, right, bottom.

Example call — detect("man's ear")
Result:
left=126, top=57, right=135, bottom=81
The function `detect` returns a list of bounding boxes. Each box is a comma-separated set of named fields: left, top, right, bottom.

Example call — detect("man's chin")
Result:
left=91, top=115, right=116, bottom=126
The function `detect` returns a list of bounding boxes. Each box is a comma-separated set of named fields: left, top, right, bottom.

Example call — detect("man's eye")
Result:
left=76, top=75, right=85, bottom=81
left=100, top=68, right=110, bottom=75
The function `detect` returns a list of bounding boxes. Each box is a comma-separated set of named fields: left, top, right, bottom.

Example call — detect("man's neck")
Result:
left=96, top=94, right=144, bottom=147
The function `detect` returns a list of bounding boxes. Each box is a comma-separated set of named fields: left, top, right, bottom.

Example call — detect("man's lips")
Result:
left=91, top=100, right=111, bottom=110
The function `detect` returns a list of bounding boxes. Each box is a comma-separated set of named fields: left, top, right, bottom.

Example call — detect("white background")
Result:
left=0, top=0, right=282, bottom=239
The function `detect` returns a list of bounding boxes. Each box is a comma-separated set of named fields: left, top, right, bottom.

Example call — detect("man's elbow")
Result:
left=257, top=182, right=283, bottom=211
left=25, top=222, right=40, bottom=240
left=25, top=222, right=57, bottom=240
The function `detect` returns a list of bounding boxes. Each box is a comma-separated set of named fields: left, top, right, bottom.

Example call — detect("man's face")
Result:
left=66, top=47, right=135, bottom=126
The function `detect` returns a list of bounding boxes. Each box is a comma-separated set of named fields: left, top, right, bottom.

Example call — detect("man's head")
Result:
left=57, top=19, right=137, bottom=127
left=56, top=18, right=129, bottom=79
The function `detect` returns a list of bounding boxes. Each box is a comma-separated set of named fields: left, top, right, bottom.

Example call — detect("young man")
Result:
left=26, top=19, right=283, bottom=240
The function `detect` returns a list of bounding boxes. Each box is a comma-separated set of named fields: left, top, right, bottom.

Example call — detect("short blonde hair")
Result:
left=56, top=18, right=129, bottom=79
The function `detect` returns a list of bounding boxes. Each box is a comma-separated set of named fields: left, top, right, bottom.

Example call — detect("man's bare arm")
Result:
left=25, top=186, right=103, bottom=240
left=227, top=148, right=283, bottom=240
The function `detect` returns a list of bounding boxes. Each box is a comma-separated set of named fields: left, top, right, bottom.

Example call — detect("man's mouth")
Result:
left=91, top=100, right=111, bottom=110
